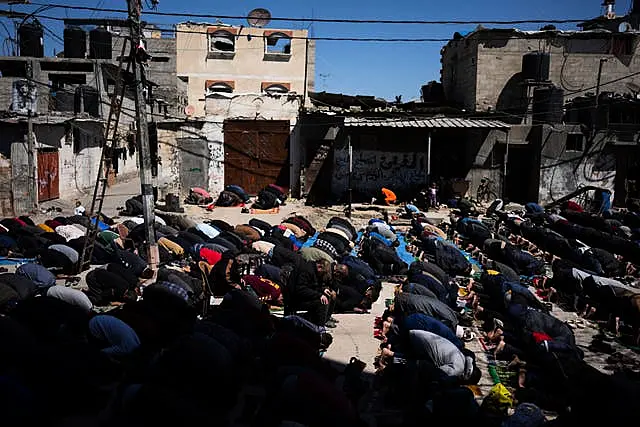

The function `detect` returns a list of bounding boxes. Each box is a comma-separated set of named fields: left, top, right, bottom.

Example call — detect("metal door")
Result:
left=223, top=120, right=290, bottom=195
left=178, top=138, right=210, bottom=196
left=37, top=150, right=59, bottom=201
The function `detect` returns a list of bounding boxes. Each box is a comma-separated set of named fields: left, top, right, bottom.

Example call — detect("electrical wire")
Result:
left=0, top=13, right=531, bottom=43
left=24, top=70, right=640, bottom=131
left=5, top=14, right=547, bottom=43
left=11, top=11, right=628, bottom=44
left=24, top=3, right=591, bottom=26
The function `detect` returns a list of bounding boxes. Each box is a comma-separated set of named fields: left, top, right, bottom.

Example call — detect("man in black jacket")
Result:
left=270, top=246, right=335, bottom=326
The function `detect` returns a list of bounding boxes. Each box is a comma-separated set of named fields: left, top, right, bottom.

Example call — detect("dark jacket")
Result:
left=271, top=246, right=323, bottom=302
left=394, top=292, right=459, bottom=331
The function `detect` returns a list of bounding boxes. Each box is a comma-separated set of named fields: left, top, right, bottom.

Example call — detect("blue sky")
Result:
left=2, top=0, right=629, bottom=100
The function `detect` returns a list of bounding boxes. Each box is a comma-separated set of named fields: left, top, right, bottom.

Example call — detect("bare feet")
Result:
left=381, top=347, right=394, bottom=358
left=494, top=338, right=506, bottom=357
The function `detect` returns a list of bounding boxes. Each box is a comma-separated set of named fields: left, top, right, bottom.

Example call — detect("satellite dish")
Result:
left=184, top=105, right=195, bottom=116
left=247, top=8, right=272, bottom=28
left=619, top=21, right=632, bottom=32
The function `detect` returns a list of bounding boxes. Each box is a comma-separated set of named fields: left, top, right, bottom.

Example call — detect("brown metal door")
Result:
left=223, top=120, right=290, bottom=195
left=37, top=150, right=60, bottom=202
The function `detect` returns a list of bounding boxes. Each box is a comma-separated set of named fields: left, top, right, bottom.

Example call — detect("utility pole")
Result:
left=26, top=60, right=36, bottom=212
left=346, top=134, right=353, bottom=218
left=127, top=0, right=159, bottom=269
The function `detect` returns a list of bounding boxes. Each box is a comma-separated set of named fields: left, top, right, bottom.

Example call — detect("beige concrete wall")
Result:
left=177, top=24, right=312, bottom=117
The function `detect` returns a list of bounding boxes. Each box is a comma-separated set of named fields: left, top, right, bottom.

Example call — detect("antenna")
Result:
left=247, top=8, right=272, bottom=28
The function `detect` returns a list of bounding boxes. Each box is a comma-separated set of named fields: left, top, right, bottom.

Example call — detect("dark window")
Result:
left=0, top=60, right=27, bottom=77
left=49, top=73, right=86, bottom=90
left=486, top=142, right=505, bottom=168
left=40, top=61, right=94, bottom=72
left=263, top=84, right=289, bottom=94
left=265, top=32, right=291, bottom=54
left=208, top=82, right=233, bottom=94
left=566, top=134, right=585, bottom=152
left=612, top=35, right=634, bottom=56
left=209, top=31, right=235, bottom=52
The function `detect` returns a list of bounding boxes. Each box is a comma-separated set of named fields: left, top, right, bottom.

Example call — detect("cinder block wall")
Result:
left=442, top=33, right=640, bottom=114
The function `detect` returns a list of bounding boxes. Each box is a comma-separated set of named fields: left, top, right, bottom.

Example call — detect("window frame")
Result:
left=566, top=133, right=585, bottom=152
left=207, top=81, right=234, bottom=94
left=208, top=30, right=236, bottom=59
left=264, top=31, right=292, bottom=62
left=262, top=83, right=290, bottom=94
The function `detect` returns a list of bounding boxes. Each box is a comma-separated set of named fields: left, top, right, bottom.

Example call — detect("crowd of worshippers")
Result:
left=0, top=209, right=397, bottom=329
left=179, top=184, right=288, bottom=212
left=0, top=210, right=416, bottom=426
left=366, top=199, right=640, bottom=425
left=461, top=199, right=640, bottom=343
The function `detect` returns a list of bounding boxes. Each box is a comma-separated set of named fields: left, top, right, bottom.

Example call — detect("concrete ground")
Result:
left=324, top=283, right=394, bottom=375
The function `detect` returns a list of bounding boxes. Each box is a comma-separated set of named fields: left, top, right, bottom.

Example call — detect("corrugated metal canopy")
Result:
left=343, top=117, right=510, bottom=129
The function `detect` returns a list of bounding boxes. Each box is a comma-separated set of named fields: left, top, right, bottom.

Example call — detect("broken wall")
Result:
left=0, top=122, right=33, bottom=214
left=538, top=125, right=616, bottom=204
left=177, top=24, right=313, bottom=117
left=0, top=153, right=11, bottom=216
left=155, top=121, right=215, bottom=198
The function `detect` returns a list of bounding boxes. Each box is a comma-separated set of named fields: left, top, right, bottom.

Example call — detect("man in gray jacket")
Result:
left=383, top=330, right=481, bottom=384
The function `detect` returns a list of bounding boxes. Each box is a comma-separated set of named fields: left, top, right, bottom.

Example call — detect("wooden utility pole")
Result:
left=346, top=134, right=353, bottom=218
left=26, top=60, right=36, bottom=212
left=127, top=0, right=159, bottom=269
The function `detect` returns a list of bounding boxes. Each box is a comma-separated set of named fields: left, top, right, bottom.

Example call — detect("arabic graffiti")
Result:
left=332, top=149, right=427, bottom=194
left=208, top=140, right=224, bottom=197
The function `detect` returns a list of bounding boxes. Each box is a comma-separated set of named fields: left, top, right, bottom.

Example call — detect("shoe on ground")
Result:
left=330, top=317, right=340, bottom=324
left=325, top=319, right=338, bottom=328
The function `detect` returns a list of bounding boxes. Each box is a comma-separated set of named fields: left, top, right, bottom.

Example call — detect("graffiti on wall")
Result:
left=332, top=149, right=427, bottom=196
left=207, top=140, right=224, bottom=197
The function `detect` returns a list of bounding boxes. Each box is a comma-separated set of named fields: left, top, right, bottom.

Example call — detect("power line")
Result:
left=23, top=71, right=640, bottom=127
left=1, top=13, right=508, bottom=43
left=14, top=12, right=628, bottom=44
left=21, top=13, right=620, bottom=44
left=24, top=3, right=591, bottom=26
left=17, top=47, right=640, bottom=128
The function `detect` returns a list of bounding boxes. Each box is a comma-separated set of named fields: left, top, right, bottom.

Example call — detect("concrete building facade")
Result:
left=441, top=28, right=640, bottom=116
left=0, top=52, right=170, bottom=214
left=176, top=23, right=315, bottom=117
left=111, top=26, right=188, bottom=118
left=439, top=12, right=640, bottom=207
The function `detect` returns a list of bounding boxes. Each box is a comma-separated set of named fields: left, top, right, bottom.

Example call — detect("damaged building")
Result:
left=171, top=22, right=315, bottom=198
left=440, top=1, right=640, bottom=206
left=0, top=18, right=186, bottom=215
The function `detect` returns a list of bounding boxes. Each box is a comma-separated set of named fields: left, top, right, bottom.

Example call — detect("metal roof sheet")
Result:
left=343, top=117, right=510, bottom=129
